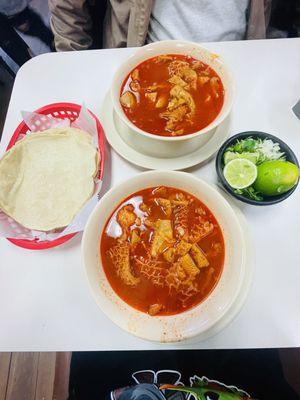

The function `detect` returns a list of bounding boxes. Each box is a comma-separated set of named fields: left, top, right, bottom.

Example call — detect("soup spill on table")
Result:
left=120, top=54, right=224, bottom=137
left=100, top=187, right=225, bottom=316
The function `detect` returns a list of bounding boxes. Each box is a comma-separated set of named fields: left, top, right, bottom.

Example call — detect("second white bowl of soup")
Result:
left=111, top=40, right=235, bottom=158
left=82, top=170, right=247, bottom=342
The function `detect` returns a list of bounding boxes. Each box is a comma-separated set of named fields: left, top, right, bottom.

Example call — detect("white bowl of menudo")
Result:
left=82, top=171, right=246, bottom=342
left=111, top=40, right=235, bottom=158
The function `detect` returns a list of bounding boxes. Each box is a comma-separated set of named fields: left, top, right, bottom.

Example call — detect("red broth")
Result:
left=100, top=186, right=225, bottom=316
left=120, top=54, right=224, bottom=137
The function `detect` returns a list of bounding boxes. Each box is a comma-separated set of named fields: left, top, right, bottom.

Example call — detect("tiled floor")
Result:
left=0, top=352, right=71, bottom=400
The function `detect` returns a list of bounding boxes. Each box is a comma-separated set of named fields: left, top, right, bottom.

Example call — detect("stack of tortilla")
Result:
left=0, top=127, right=99, bottom=231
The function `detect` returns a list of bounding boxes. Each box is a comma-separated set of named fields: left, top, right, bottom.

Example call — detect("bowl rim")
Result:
left=82, top=170, right=247, bottom=342
left=215, top=131, right=300, bottom=206
left=110, top=39, right=235, bottom=142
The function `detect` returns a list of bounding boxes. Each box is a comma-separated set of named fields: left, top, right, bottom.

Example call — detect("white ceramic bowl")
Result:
left=82, top=171, right=246, bottom=343
left=111, top=40, right=235, bottom=158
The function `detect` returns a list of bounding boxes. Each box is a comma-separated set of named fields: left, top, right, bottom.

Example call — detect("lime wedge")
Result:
left=254, top=160, right=300, bottom=196
left=224, top=151, right=259, bottom=165
left=223, top=159, right=257, bottom=189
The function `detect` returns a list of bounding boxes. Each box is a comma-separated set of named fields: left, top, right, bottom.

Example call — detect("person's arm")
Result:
left=48, top=0, right=93, bottom=51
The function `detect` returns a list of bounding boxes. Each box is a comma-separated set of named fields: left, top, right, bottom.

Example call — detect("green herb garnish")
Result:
left=227, top=137, right=257, bottom=153
left=226, top=137, right=285, bottom=165
left=234, top=186, right=263, bottom=201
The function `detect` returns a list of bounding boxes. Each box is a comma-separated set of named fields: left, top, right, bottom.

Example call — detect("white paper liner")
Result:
left=0, top=104, right=102, bottom=241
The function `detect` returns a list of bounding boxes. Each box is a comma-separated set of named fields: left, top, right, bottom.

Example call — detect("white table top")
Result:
left=1, top=38, right=300, bottom=351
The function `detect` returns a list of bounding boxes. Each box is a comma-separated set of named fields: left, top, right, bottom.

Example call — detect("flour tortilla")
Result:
left=0, top=127, right=99, bottom=231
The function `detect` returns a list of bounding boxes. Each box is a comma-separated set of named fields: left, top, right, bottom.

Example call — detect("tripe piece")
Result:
left=120, top=91, right=136, bottom=108
left=129, top=80, right=141, bottom=92
left=131, top=68, right=139, bottom=80
left=163, top=247, right=175, bottom=263
left=168, top=75, right=189, bottom=89
left=117, top=205, right=137, bottom=240
left=156, top=198, right=172, bottom=218
left=130, top=229, right=141, bottom=247
left=155, top=94, right=168, bottom=109
left=151, top=219, right=173, bottom=258
left=145, top=92, right=157, bottom=102
left=176, top=240, right=192, bottom=256
left=179, top=253, right=199, bottom=278
left=198, top=76, right=210, bottom=85
left=109, top=240, right=140, bottom=286
left=190, top=243, right=209, bottom=268
left=152, top=186, right=167, bottom=197
left=190, top=221, right=214, bottom=243
left=148, top=303, right=163, bottom=316
left=160, top=105, right=189, bottom=131
left=210, top=77, right=221, bottom=98
left=117, top=205, right=136, bottom=230
left=179, top=66, right=197, bottom=90
left=168, top=85, right=195, bottom=112
left=168, top=60, right=190, bottom=76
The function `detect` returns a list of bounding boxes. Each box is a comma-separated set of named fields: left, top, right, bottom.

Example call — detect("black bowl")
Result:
left=215, top=131, right=300, bottom=205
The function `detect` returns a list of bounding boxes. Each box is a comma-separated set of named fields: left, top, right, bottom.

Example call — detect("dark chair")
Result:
left=0, top=57, right=15, bottom=136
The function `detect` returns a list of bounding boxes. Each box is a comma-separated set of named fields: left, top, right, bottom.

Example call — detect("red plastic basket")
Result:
left=6, top=102, right=105, bottom=250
